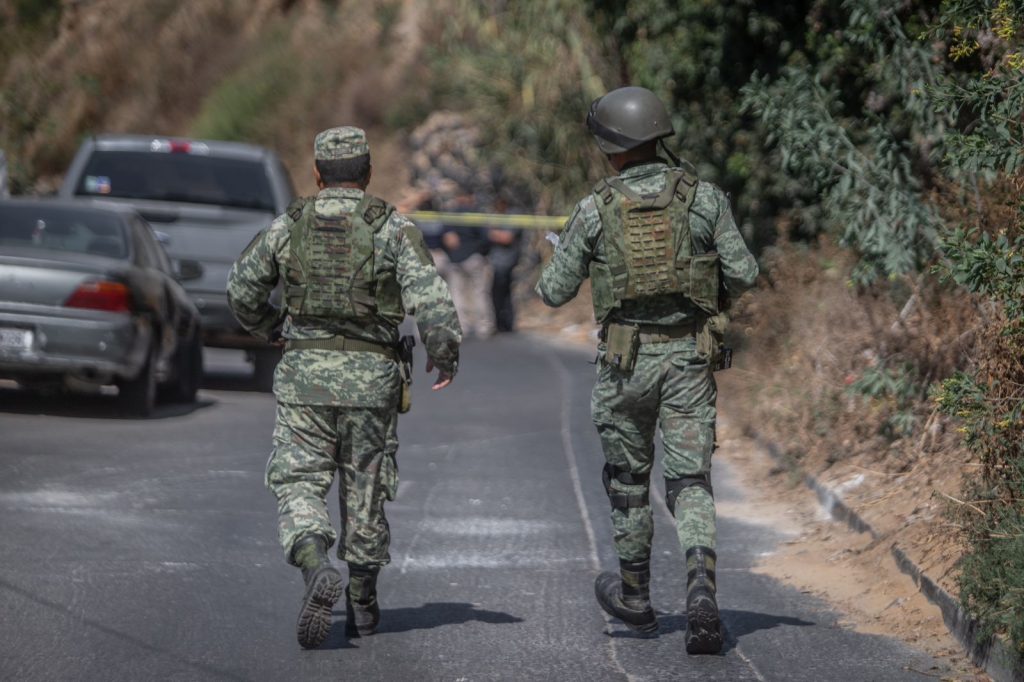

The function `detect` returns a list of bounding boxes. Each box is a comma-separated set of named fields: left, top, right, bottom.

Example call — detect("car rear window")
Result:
left=0, top=205, right=128, bottom=258
left=75, top=150, right=275, bottom=211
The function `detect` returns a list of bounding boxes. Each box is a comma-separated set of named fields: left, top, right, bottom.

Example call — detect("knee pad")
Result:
left=602, top=463, right=650, bottom=510
left=664, top=473, right=713, bottom=515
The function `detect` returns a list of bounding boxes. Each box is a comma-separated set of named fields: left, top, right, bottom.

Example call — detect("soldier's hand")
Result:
left=426, top=358, right=454, bottom=391
left=268, top=327, right=286, bottom=348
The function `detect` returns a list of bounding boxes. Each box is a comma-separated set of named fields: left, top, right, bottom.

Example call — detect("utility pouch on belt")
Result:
left=397, top=335, right=415, bottom=413
left=696, top=313, right=731, bottom=371
left=603, top=323, right=640, bottom=372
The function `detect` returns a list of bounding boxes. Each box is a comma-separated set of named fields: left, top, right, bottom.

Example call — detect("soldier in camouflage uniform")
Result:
left=536, top=87, right=758, bottom=654
left=227, top=127, right=461, bottom=649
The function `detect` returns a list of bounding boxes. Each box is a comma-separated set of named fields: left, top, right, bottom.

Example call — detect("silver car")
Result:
left=59, top=134, right=296, bottom=390
left=0, top=199, right=203, bottom=416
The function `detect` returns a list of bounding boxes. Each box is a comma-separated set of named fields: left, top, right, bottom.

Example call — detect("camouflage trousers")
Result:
left=591, top=339, right=717, bottom=564
left=266, top=402, right=399, bottom=567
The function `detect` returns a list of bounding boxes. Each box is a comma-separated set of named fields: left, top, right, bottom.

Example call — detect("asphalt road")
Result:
left=0, top=334, right=958, bottom=681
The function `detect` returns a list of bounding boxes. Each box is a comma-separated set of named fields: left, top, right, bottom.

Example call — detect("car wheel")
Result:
left=118, top=341, right=157, bottom=417
left=253, top=347, right=280, bottom=393
left=161, top=328, right=203, bottom=403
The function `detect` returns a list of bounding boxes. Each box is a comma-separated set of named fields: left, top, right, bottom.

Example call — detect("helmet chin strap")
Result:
left=660, top=138, right=683, bottom=168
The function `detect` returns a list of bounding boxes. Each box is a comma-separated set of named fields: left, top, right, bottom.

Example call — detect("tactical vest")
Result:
left=283, top=194, right=404, bottom=325
left=589, top=168, right=721, bottom=322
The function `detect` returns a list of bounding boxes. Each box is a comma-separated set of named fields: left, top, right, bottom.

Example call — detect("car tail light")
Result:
left=169, top=140, right=191, bottom=153
left=65, top=281, right=132, bottom=313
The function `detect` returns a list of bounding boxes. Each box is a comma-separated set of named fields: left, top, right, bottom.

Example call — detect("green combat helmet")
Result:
left=586, top=86, right=674, bottom=154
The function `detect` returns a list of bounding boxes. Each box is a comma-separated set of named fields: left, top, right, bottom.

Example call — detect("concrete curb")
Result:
left=752, top=432, right=1024, bottom=682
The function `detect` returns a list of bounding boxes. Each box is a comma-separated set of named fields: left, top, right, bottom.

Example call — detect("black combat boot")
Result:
left=594, top=559, right=658, bottom=634
left=685, top=546, right=723, bottom=654
left=292, top=535, right=343, bottom=649
left=345, top=564, right=381, bottom=637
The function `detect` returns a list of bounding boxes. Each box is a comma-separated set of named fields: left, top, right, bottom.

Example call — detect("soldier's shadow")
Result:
left=609, top=609, right=814, bottom=655
left=320, top=601, right=523, bottom=649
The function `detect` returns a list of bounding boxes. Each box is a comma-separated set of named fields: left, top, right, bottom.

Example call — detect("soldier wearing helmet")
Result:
left=537, top=86, right=758, bottom=654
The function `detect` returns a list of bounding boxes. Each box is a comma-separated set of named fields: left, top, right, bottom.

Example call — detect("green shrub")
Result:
left=190, top=33, right=298, bottom=143
left=848, top=363, right=925, bottom=439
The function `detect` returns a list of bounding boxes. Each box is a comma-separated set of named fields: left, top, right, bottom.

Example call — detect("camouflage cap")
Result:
left=314, top=126, right=370, bottom=161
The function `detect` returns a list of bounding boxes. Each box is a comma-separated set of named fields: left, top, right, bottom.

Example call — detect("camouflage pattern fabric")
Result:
left=537, top=161, right=758, bottom=564
left=228, top=187, right=462, bottom=405
left=591, top=336, right=717, bottom=561
left=267, top=403, right=398, bottom=566
left=537, top=161, right=759, bottom=325
left=314, top=126, right=370, bottom=160
left=228, top=180, right=460, bottom=566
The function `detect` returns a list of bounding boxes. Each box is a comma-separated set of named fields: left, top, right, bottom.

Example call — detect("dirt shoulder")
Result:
left=714, top=401, right=987, bottom=681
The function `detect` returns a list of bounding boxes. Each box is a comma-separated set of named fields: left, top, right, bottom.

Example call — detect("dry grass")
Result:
left=725, top=237, right=983, bottom=593
left=0, top=0, right=430, bottom=194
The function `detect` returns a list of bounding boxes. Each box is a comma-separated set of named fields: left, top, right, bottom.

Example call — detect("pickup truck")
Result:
left=59, top=134, right=295, bottom=390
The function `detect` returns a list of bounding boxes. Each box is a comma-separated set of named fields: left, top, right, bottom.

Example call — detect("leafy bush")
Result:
left=847, top=363, right=925, bottom=439
left=746, top=0, right=1024, bottom=650
left=741, top=0, right=947, bottom=285
left=929, top=1, right=1024, bottom=653
left=586, top=0, right=815, bottom=250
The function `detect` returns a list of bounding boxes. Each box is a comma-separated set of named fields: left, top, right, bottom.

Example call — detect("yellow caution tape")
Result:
left=407, top=210, right=569, bottom=231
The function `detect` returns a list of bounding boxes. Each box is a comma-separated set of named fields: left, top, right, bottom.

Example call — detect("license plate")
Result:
left=0, top=328, right=33, bottom=350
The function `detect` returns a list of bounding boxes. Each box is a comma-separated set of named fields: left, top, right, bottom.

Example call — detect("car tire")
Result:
left=118, top=340, right=157, bottom=418
left=253, top=347, right=280, bottom=393
left=161, top=328, right=203, bottom=404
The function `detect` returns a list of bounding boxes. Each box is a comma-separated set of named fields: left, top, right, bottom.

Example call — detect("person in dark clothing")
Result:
left=487, top=197, right=522, bottom=332
left=441, top=193, right=495, bottom=338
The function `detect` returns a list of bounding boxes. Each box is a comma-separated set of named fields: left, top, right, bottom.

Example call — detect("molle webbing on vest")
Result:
left=305, top=211, right=365, bottom=318
left=589, top=168, right=714, bottom=322
left=284, top=195, right=401, bottom=324
left=623, top=200, right=677, bottom=297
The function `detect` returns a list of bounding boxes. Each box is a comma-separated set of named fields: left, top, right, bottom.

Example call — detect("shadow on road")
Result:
left=609, top=608, right=814, bottom=654
left=318, top=602, right=522, bottom=651
left=0, top=385, right=216, bottom=420
left=378, top=602, right=524, bottom=633
left=201, top=370, right=263, bottom=393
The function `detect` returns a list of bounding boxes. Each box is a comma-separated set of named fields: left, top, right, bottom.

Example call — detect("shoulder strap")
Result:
left=673, top=168, right=699, bottom=211
left=287, top=199, right=314, bottom=266
left=592, top=179, right=617, bottom=206
left=286, top=196, right=313, bottom=222
left=357, top=195, right=395, bottom=230
left=604, top=178, right=644, bottom=203
left=595, top=168, right=698, bottom=211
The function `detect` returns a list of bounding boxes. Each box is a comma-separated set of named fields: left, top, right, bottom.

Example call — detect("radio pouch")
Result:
left=603, top=323, right=640, bottom=372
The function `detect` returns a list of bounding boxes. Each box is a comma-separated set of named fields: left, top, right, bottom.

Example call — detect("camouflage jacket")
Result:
left=536, top=161, right=759, bottom=328
left=227, top=187, right=462, bottom=406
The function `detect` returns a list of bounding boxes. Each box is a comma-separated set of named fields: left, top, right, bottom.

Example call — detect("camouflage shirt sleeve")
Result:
left=226, top=213, right=290, bottom=341
left=388, top=213, right=462, bottom=375
left=535, top=196, right=599, bottom=307
left=705, top=184, right=759, bottom=297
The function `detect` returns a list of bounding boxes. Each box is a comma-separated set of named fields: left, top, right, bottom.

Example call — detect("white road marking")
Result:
left=546, top=351, right=635, bottom=682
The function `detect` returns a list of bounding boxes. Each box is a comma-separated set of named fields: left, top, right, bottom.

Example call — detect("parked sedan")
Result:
left=0, top=199, right=203, bottom=416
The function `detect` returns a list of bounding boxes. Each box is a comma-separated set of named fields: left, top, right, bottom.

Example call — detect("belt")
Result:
left=601, top=321, right=696, bottom=344
left=284, top=335, right=397, bottom=360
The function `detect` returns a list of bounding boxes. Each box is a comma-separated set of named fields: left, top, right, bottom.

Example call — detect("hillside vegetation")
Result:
left=1, top=0, right=1021, bottom=655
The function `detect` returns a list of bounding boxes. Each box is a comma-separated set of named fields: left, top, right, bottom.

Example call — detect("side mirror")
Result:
left=174, top=258, right=204, bottom=282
